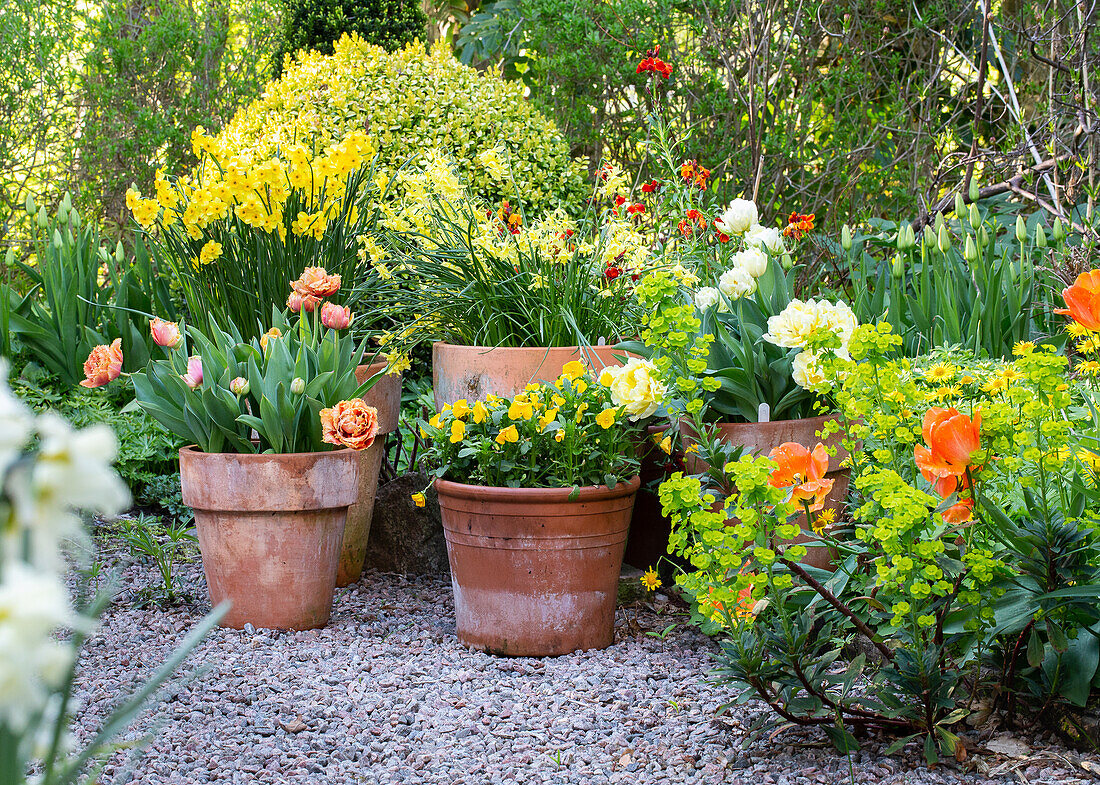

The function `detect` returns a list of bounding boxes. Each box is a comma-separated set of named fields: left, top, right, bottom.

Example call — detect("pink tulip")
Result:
left=320, top=302, right=352, bottom=330
left=181, top=355, right=203, bottom=389
left=149, top=317, right=182, bottom=348
left=287, top=291, right=320, bottom=313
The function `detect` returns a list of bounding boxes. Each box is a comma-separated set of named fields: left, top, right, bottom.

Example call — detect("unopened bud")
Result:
left=290, top=376, right=305, bottom=395
left=1053, top=217, right=1065, bottom=243
left=61, top=193, right=71, bottom=214
left=69, top=209, right=80, bottom=230
left=230, top=377, right=250, bottom=396
left=4, top=247, right=14, bottom=267
left=979, top=226, right=990, bottom=247
left=52, top=229, right=63, bottom=248
left=968, top=203, right=981, bottom=230
left=1015, top=215, right=1027, bottom=244
left=969, top=178, right=980, bottom=203
left=98, top=247, right=110, bottom=263
left=954, top=193, right=966, bottom=217
left=1036, top=224, right=1047, bottom=247
left=115, top=240, right=125, bottom=264
left=24, top=193, right=35, bottom=216
left=964, top=235, right=977, bottom=262
left=937, top=224, right=951, bottom=254
left=780, top=253, right=793, bottom=270
left=891, top=254, right=905, bottom=278
left=36, top=206, right=48, bottom=228
left=923, top=225, right=937, bottom=248
left=840, top=224, right=852, bottom=252
left=935, top=212, right=947, bottom=234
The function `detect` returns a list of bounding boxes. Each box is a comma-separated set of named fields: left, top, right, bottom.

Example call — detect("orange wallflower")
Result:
left=80, top=339, right=124, bottom=388
left=913, top=407, right=981, bottom=480
left=768, top=442, right=834, bottom=512
left=1055, top=269, right=1100, bottom=331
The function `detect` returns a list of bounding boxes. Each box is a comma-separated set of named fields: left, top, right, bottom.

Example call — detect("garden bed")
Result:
left=69, top=553, right=1099, bottom=785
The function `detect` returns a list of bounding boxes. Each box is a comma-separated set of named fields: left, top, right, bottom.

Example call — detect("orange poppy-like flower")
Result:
left=768, top=442, right=835, bottom=513
left=291, top=266, right=341, bottom=299
left=1054, top=269, right=1100, bottom=331
left=80, top=339, right=123, bottom=388
left=149, top=317, right=181, bottom=348
left=913, top=407, right=981, bottom=480
left=925, top=472, right=974, bottom=523
left=320, top=399, right=379, bottom=451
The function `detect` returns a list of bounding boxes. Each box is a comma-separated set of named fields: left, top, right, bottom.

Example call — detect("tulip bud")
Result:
left=968, top=203, right=981, bottom=230
left=4, top=247, right=15, bottom=267
left=964, top=235, right=977, bottom=262
left=291, top=377, right=305, bottom=395
left=56, top=205, right=69, bottom=226
left=1053, top=217, right=1065, bottom=243
left=1036, top=224, right=1047, bottom=247
left=969, top=178, right=980, bottom=203
left=954, top=193, right=966, bottom=217
left=115, top=240, right=125, bottom=265
left=979, top=226, right=990, bottom=247
left=52, top=229, right=63, bottom=248
left=903, top=224, right=916, bottom=251
left=937, top=224, right=951, bottom=254
left=24, top=193, right=35, bottom=216
left=891, top=254, right=905, bottom=278
left=1015, top=215, right=1027, bottom=244
left=230, top=377, right=249, bottom=396
left=923, top=225, right=937, bottom=248
left=840, top=224, right=852, bottom=252
left=69, top=209, right=80, bottom=230
left=98, top=247, right=110, bottom=263
left=36, top=206, right=48, bottom=228
left=935, top=212, right=946, bottom=234
left=61, top=193, right=71, bottom=214
left=780, top=253, right=794, bottom=270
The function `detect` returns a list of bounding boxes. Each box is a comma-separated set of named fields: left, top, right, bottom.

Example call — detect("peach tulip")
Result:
left=291, top=266, right=341, bottom=299
left=149, top=317, right=181, bottom=348
left=181, top=355, right=203, bottom=389
left=80, top=339, right=123, bottom=388
left=320, top=399, right=378, bottom=451
left=287, top=291, right=321, bottom=314
left=320, top=302, right=352, bottom=330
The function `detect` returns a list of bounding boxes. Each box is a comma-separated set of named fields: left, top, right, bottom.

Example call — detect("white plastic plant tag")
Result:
left=758, top=402, right=770, bottom=423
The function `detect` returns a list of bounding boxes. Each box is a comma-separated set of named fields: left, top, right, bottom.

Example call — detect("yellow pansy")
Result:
left=495, top=425, right=520, bottom=444
left=508, top=396, right=534, bottom=421
left=561, top=360, right=587, bottom=380
left=472, top=401, right=488, bottom=423
left=449, top=420, right=465, bottom=444
left=411, top=492, right=426, bottom=508
left=596, top=408, right=616, bottom=429
left=452, top=399, right=470, bottom=419
left=429, top=413, right=443, bottom=429
left=554, top=429, right=565, bottom=442
left=538, top=408, right=559, bottom=430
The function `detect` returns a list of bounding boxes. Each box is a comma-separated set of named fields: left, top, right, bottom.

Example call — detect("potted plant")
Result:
left=361, top=152, right=644, bottom=408
left=418, top=360, right=648, bottom=656
left=81, top=267, right=381, bottom=630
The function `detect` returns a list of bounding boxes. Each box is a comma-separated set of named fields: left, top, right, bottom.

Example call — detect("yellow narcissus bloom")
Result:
left=449, top=420, right=465, bottom=444
left=596, top=408, right=616, bottom=429
left=199, top=240, right=222, bottom=265
left=600, top=358, right=665, bottom=421
left=561, top=360, right=587, bottom=380
left=495, top=425, right=520, bottom=444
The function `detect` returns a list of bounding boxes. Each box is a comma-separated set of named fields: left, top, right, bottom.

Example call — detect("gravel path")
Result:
left=70, top=555, right=1099, bottom=785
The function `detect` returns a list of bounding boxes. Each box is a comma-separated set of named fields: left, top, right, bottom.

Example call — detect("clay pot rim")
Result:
left=697, top=411, right=843, bottom=428
left=435, top=474, right=641, bottom=502
left=433, top=341, right=631, bottom=353
left=179, top=444, right=362, bottom=460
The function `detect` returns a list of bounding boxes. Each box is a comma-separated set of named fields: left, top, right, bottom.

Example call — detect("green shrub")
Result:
left=217, top=36, right=588, bottom=214
left=273, top=0, right=427, bottom=75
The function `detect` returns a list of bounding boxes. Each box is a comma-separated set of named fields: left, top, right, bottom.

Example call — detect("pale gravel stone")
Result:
left=67, top=553, right=1098, bottom=785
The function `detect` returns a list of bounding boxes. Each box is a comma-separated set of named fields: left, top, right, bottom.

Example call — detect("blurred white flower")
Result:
left=718, top=266, right=757, bottom=300
left=0, top=364, right=32, bottom=478
left=715, top=199, right=758, bottom=235
left=694, top=287, right=720, bottom=311
left=744, top=224, right=785, bottom=255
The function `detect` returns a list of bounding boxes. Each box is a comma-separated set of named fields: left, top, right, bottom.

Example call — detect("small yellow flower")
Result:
left=452, top=399, right=471, bottom=419
left=449, top=419, right=465, bottom=443
left=411, top=492, right=426, bottom=508
left=923, top=363, right=956, bottom=383
left=684, top=443, right=700, bottom=455
left=959, top=375, right=977, bottom=385
left=596, top=408, right=616, bottom=429
left=574, top=379, right=588, bottom=395
left=538, top=408, right=559, bottom=430
left=658, top=435, right=672, bottom=454
left=199, top=240, right=223, bottom=265
left=429, top=413, right=443, bottom=429
left=260, top=327, right=282, bottom=351
left=495, top=425, right=519, bottom=444
left=641, top=568, right=662, bottom=591
left=561, top=360, right=587, bottom=380
left=554, top=429, right=565, bottom=442
left=998, top=367, right=1023, bottom=383
left=812, top=507, right=837, bottom=535
left=508, top=398, right=534, bottom=420
left=1013, top=341, right=1036, bottom=356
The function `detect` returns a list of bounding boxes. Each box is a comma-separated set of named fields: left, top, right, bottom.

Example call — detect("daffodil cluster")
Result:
left=418, top=361, right=642, bottom=489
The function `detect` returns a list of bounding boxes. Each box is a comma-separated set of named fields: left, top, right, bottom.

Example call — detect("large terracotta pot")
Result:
left=683, top=414, right=851, bottom=570
left=432, top=342, right=635, bottom=409
left=335, top=361, right=403, bottom=587
left=436, top=476, right=640, bottom=656
left=179, top=446, right=359, bottom=630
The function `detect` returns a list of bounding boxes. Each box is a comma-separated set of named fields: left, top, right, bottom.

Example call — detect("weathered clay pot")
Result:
left=683, top=414, right=851, bottom=570
left=436, top=476, right=640, bottom=656
left=432, top=342, right=636, bottom=409
left=179, top=446, right=359, bottom=630
left=335, top=362, right=403, bottom=587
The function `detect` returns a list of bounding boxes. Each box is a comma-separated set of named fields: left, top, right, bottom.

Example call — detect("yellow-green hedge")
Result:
left=218, top=36, right=589, bottom=212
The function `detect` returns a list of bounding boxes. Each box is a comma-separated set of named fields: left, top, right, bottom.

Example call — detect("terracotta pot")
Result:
left=436, top=476, right=640, bottom=656
left=683, top=414, right=851, bottom=570
left=179, top=446, right=359, bottom=630
left=432, top=342, right=636, bottom=410
left=335, top=362, right=404, bottom=587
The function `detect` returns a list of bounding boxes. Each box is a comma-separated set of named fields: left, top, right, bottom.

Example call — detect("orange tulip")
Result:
left=1055, top=269, right=1100, bottom=331
left=80, top=339, right=123, bottom=388
left=914, top=407, right=981, bottom=481
left=320, top=399, right=379, bottom=451
left=291, top=266, right=341, bottom=299
left=768, top=442, right=835, bottom=513
left=925, top=472, right=974, bottom=524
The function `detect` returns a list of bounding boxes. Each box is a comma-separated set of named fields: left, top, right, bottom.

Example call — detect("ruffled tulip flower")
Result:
left=149, top=317, right=181, bottom=349
left=768, top=442, right=834, bottom=513
left=181, top=355, right=203, bottom=389
left=320, top=302, right=352, bottom=330
left=320, top=399, right=379, bottom=451
left=914, top=407, right=981, bottom=480
left=80, top=339, right=123, bottom=388
left=287, top=291, right=321, bottom=314
left=291, top=266, right=341, bottom=299
left=1055, top=269, right=1100, bottom=331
